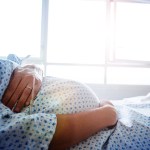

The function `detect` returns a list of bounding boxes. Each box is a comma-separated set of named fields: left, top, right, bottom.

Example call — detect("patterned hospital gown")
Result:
left=0, top=55, right=150, bottom=150
left=0, top=56, right=57, bottom=150
left=0, top=55, right=100, bottom=150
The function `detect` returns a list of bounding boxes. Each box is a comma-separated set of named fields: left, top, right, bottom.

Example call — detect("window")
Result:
left=110, top=1, right=150, bottom=62
left=107, top=67, right=150, bottom=85
left=47, top=0, right=106, bottom=65
left=46, top=65, right=104, bottom=84
left=106, top=0, right=150, bottom=85
left=46, top=0, right=107, bottom=83
left=0, top=0, right=42, bottom=58
left=1, top=0, right=150, bottom=85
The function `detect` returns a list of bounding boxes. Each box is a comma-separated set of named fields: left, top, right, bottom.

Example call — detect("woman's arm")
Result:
left=49, top=104, right=118, bottom=150
left=2, top=65, right=43, bottom=112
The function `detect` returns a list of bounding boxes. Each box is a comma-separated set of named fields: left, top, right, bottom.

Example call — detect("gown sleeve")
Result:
left=0, top=55, right=20, bottom=100
left=0, top=57, right=57, bottom=150
left=0, top=103, right=57, bottom=150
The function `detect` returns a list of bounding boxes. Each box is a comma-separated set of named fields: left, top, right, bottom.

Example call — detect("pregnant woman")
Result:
left=0, top=55, right=117, bottom=150
left=1, top=54, right=149, bottom=150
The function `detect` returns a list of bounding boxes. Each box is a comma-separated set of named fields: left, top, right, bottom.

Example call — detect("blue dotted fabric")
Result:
left=103, top=104, right=150, bottom=150
left=0, top=54, right=21, bottom=100
left=68, top=103, right=150, bottom=150
left=7, top=54, right=22, bottom=65
left=0, top=57, right=57, bottom=150
left=0, top=60, right=16, bottom=100
left=23, top=77, right=100, bottom=115
left=0, top=104, right=57, bottom=150
left=0, top=55, right=150, bottom=150
left=23, top=77, right=150, bottom=150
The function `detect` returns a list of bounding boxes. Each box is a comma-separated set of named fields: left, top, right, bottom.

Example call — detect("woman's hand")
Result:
left=50, top=105, right=118, bottom=150
left=2, top=65, right=43, bottom=113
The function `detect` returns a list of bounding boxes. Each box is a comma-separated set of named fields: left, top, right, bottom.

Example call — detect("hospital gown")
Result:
left=0, top=55, right=150, bottom=150
left=0, top=55, right=100, bottom=150
left=24, top=77, right=150, bottom=150
left=0, top=56, right=57, bottom=150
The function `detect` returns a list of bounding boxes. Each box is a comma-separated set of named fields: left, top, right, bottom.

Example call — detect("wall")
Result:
left=88, top=84, right=150, bottom=100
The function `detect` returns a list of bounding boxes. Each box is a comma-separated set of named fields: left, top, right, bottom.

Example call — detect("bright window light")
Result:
left=0, top=0, right=42, bottom=57
left=46, top=65, right=104, bottom=84
left=0, top=0, right=150, bottom=85
left=47, top=0, right=106, bottom=64
left=115, top=2, right=150, bottom=61
left=107, top=67, right=150, bottom=85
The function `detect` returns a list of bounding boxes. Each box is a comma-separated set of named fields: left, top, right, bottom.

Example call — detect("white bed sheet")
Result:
left=111, top=94, right=150, bottom=117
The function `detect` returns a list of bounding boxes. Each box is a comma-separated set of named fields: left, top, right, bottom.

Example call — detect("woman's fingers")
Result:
left=14, top=82, right=41, bottom=112
left=13, top=86, right=32, bottom=112
left=6, top=78, right=29, bottom=110
left=13, top=77, right=41, bottom=112
left=2, top=65, right=43, bottom=112
left=25, top=84, right=40, bottom=106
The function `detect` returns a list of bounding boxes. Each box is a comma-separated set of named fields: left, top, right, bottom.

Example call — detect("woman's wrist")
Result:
left=101, top=105, right=118, bottom=127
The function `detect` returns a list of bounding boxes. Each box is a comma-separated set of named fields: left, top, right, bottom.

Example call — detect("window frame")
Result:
left=1, top=0, right=150, bottom=85
left=19, top=0, right=150, bottom=83
left=108, top=0, right=150, bottom=67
